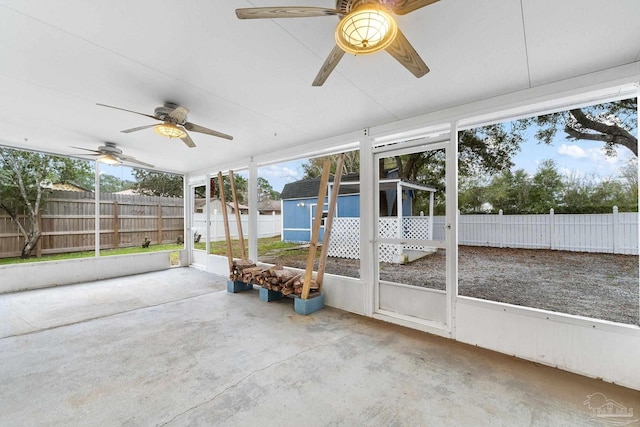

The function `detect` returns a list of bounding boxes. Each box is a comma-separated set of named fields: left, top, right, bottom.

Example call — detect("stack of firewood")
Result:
left=229, top=259, right=257, bottom=281
left=229, top=260, right=318, bottom=296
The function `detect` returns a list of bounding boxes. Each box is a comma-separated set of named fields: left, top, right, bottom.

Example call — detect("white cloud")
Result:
left=557, top=143, right=631, bottom=167
left=262, top=165, right=301, bottom=181
left=557, top=144, right=587, bottom=159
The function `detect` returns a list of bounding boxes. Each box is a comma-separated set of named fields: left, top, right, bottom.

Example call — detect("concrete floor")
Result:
left=0, top=268, right=638, bottom=426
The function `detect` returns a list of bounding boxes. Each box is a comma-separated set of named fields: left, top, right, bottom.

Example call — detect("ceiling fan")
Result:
left=97, top=102, right=233, bottom=148
left=236, top=0, right=437, bottom=86
left=70, top=142, right=154, bottom=168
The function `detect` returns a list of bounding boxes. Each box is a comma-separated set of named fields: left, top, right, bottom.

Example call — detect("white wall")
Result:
left=0, top=251, right=175, bottom=293
left=456, top=297, right=640, bottom=391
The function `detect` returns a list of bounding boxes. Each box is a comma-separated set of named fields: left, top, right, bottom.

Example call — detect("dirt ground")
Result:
left=260, top=246, right=639, bottom=325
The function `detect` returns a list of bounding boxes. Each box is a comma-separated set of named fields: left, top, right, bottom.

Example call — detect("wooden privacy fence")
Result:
left=0, top=191, right=184, bottom=258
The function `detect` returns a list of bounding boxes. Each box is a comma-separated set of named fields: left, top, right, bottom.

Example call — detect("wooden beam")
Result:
left=113, top=201, right=119, bottom=248
left=156, top=203, right=162, bottom=245
left=218, top=172, right=234, bottom=273
left=35, top=213, right=42, bottom=258
left=229, top=170, right=247, bottom=260
left=316, top=153, right=344, bottom=292
left=301, top=159, right=331, bottom=299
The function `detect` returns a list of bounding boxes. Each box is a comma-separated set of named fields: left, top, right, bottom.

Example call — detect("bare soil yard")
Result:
left=260, top=246, right=639, bottom=325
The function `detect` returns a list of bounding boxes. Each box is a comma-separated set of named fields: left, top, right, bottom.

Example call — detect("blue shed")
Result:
left=280, top=174, right=423, bottom=243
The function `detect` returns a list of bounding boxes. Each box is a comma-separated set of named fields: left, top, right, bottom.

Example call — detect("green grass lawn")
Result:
left=193, top=236, right=305, bottom=257
left=0, top=244, right=184, bottom=265
left=1, top=236, right=304, bottom=266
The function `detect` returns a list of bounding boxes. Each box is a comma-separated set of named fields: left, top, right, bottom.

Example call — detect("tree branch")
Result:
left=0, top=202, right=29, bottom=240
left=568, top=109, right=638, bottom=156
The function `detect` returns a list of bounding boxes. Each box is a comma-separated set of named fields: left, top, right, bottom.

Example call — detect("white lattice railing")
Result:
left=328, top=216, right=432, bottom=262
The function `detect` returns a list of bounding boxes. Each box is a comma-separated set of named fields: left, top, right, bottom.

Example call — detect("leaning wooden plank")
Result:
left=218, top=171, right=234, bottom=274
left=316, top=153, right=344, bottom=293
left=229, top=170, right=247, bottom=260
left=301, top=159, right=331, bottom=299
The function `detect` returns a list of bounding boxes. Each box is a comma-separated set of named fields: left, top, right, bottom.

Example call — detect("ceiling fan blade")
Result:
left=183, top=122, right=233, bottom=140
left=312, top=45, right=345, bottom=86
left=168, top=106, right=189, bottom=123
left=236, top=7, right=339, bottom=19
left=70, top=146, right=101, bottom=155
left=118, top=154, right=154, bottom=168
left=392, top=0, right=439, bottom=15
left=385, top=28, right=430, bottom=78
left=180, top=132, right=196, bottom=148
left=96, top=103, right=160, bottom=121
left=121, top=124, right=157, bottom=134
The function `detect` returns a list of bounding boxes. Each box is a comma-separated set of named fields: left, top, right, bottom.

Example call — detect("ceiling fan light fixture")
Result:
left=335, top=5, right=397, bottom=55
left=97, top=153, right=122, bottom=166
left=154, top=123, right=187, bottom=139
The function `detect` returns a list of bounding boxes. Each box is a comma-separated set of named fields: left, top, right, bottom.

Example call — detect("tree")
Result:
left=485, top=169, right=533, bottom=214
left=620, top=158, right=638, bottom=209
left=100, top=174, right=134, bottom=193
left=257, top=177, right=280, bottom=201
left=210, top=174, right=248, bottom=203
left=529, top=160, right=564, bottom=212
left=527, top=98, right=637, bottom=156
left=133, top=170, right=183, bottom=197
left=459, top=176, right=489, bottom=213
left=299, top=99, right=636, bottom=216
left=0, top=148, right=92, bottom=258
left=302, top=151, right=360, bottom=179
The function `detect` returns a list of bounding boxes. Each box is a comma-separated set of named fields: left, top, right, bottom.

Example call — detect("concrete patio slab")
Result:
left=0, top=268, right=638, bottom=426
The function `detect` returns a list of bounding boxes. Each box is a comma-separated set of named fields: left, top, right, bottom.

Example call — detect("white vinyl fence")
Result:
left=432, top=207, right=638, bottom=255
left=193, top=211, right=281, bottom=242
left=328, top=207, right=638, bottom=259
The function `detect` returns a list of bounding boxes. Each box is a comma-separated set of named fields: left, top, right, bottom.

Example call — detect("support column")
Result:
left=359, top=134, right=375, bottom=317
left=94, top=161, right=100, bottom=257
left=445, top=123, right=458, bottom=338
left=248, top=157, right=259, bottom=262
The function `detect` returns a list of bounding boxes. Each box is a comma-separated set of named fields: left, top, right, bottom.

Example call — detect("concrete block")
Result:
left=227, top=280, right=253, bottom=293
left=294, top=294, right=325, bottom=315
left=259, top=288, right=284, bottom=302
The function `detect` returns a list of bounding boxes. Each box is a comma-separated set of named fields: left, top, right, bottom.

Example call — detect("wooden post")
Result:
left=112, top=201, right=119, bottom=248
left=157, top=204, right=163, bottom=245
left=612, top=205, right=619, bottom=254
left=301, top=159, right=331, bottom=299
left=316, top=153, right=344, bottom=293
left=218, top=172, right=234, bottom=273
left=35, top=212, right=42, bottom=258
left=229, top=170, right=247, bottom=260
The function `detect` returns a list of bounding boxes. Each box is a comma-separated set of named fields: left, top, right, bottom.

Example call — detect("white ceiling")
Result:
left=0, top=0, right=639, bottom=175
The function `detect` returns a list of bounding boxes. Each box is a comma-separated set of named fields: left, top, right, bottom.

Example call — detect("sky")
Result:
left=258, top=161, right=305, bottom=193
left=511, top=136, right=634, bottom=182
left=97, top=131, right=635, bottom=193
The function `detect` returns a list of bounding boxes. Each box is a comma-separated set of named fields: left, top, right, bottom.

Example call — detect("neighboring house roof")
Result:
left=280, top=174, right=360, bottom=199
left=227, top=201, right=249, bottom=211
left=257, top=199, right=281, bottom=212
left=52, top=182, right=92, bottom=192
left=113, top=188, right=139, bottom=195
left=194, top=198, right=249, bottom=212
